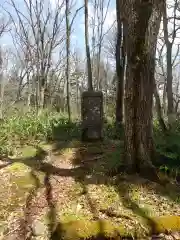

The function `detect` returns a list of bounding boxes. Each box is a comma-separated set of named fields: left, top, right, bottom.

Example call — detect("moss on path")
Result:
left=0, top=141, right=179, bottom=239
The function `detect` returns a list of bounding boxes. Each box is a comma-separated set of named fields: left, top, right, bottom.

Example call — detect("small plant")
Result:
left=103, top=142, right=124, bottom=175
left=159, top=165, right=169, bottom=174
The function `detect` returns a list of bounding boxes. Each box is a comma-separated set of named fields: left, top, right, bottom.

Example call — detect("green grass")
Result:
left=0, top=108, right=124, bottom=156
left=0, top=109, right=81, bottom=155
left=1, top=107, right=180, bottom=181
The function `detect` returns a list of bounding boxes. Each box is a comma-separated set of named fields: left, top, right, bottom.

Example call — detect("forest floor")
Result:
left=0, top=140, right=180, bottom=240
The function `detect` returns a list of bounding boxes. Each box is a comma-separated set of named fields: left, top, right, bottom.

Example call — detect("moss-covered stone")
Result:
left=50, top=216, right=180, bottom=239
left=6, top=162, right=31, bottom=173
left=58, top=220, right=130, bottom=240
left=0, top=162, right=44, bottom=222
left=152, top=215, right=180, bottom=234
left=12, top=145, right=38, bottom=158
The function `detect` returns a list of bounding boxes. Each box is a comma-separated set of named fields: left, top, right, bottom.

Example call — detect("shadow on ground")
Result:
left=0, top=140, right=180, bottom=239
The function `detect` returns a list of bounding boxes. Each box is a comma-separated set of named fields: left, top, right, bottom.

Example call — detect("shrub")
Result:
left=153, top=120, right=180, bottom=179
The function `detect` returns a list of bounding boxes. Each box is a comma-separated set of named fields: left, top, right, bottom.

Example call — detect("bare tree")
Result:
left=0, top=48, right=11, bottom=118
left=154, top=73, right=167, bottom=132
left=0, top=16, right=10, bottom=118
left=115, top=0, right=125, bottom=125
left=65, top=1, right=84, bottom=120
left=89, top=0, right=113, bottom=90
left=85, top=0, right=93, bottom=90
left=153, top=0, right=180, bottom=126
left=104, top=26, right=116, bottom=60
left=0, top=16, right=10, bottom=38
left=65, top=0, right=71, bottom=121
left=162, top=0, right=180, bottom=124
left=8, top=0, right=66, bottom=111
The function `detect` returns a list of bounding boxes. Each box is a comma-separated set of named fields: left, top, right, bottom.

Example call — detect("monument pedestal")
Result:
left=81, top=91, right=103, bottom=141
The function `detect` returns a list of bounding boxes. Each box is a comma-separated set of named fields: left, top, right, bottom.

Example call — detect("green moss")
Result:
left=0, top=163, right=44, bottom=222
left=13, top=171, right=44, bottom=188
left=6, top=162, right=30, bottom=173
left=39, top=142, right=53, bottom=151
left=51, top=216, right=180, bottom=239
left=61, top=212, right=91, bottom=223
left=60, top=148, right=76, bottom=157
left=71, top=182, right=84, bottom=198
left=59, top=220, right=129, bottom=240
left=13, top=175, right=36, bottom=189
left=130, top=187, right=140, bottom=201
left=153, top=215, right=180, bottom=233
left=19, top=145, right=38, bottom=158
left=95, top=185, right=119, bottom=209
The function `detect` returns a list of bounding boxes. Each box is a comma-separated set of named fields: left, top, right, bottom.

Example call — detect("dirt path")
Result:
left=0, top=142, right=179, bottom=240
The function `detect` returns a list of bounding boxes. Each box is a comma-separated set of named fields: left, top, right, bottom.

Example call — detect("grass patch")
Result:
left=0, top=109, right=81, bottom=155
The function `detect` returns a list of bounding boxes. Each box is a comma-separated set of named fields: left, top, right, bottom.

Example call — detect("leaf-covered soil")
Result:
left=0, top=140, right=180, bottom=240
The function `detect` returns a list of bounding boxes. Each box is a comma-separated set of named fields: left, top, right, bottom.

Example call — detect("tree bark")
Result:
left=154, top=82, right=167, bottom=132
left=120, top=0, right=162, bottom=174
left=163, top=81, right=167, bottom=116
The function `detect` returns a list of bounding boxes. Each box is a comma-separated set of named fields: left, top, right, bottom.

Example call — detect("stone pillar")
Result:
left=81, top=91, right=103, bottom=141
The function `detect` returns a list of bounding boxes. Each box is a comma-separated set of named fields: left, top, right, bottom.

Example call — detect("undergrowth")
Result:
left=0, top=109, right=80, bottom=155
left=1, top=108, right=180, bottom=179
left=153, top=120, right=180, bottom=178
left=0, top=109, right=119, bottom=155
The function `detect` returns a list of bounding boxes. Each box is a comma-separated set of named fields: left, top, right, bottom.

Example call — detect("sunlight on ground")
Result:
left=0, top=141, right=179, bottom=239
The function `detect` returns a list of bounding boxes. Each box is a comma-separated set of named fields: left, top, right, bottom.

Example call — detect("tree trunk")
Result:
left=163, top=81, right=167, bottom=116
left=27, top=74, right=31, bottom=110
left=154, top=82, right=167, bottom=132
left=0, top=72, right=4, bottom=120
left=115, top=0, right=125, bottom=125
left=39, top=85, right=45, bottom=109
left=162, top=1, right=174, bottom=125
left=66, top=0, right=71, bottom=122
left=121, top=0, right=162, bottom=174
left=38, top=74, right=47, bottom=111
left=84, top=0, right=93, bottom=91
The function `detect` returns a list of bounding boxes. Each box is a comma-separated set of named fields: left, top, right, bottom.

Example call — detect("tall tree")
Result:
left=65, top=1, right=83, bottom=120
left=162, top=0, right=178, bottom=125
left=163, top=0, right=173, bottom=124
left=9, top=0, right=66, bottom=111
left=65, top=0, right=71, bottom=121
left=120, top=0, right=163, bottom=175
left=115, top=0, right=125, bottom=125
left=84, top=0, right=93, bottom=90
left=154, top=80, right=167, bottom=132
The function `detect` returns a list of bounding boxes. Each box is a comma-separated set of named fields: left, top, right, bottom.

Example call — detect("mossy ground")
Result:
left=0, top=141, right=180, bottom=239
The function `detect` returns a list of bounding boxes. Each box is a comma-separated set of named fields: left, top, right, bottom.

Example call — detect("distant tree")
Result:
left=115, top=0, right=125, bottom=125
left=84, top=0, right=93, bottom=90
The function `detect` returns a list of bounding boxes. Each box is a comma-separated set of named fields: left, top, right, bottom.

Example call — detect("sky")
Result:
left=0, top=0, right=179, bottom=73
left=0, top=0, right=116, bottom=59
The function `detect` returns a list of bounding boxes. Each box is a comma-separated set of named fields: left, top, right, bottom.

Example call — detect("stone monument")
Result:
left=81, top=91, right=103, bottom=141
